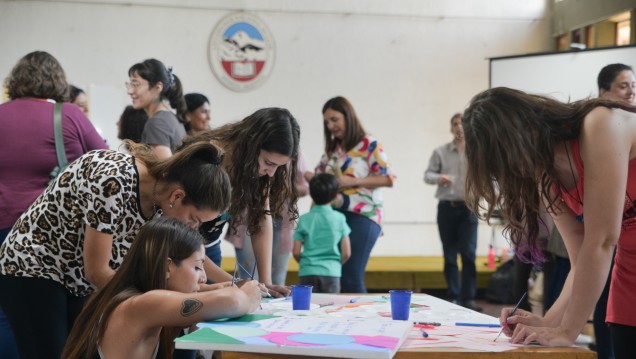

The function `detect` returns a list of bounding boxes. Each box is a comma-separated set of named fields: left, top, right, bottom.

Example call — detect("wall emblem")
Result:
left=208, top=12, right=275, bottom=92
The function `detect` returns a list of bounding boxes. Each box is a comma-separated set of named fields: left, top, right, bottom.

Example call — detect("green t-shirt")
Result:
left=293, top=205, right=351, bottom=277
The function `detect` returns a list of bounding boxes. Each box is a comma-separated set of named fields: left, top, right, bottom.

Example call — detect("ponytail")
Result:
left=151, top=141, right=231, bottom=212
left=165, top=74, right=188, bottom=125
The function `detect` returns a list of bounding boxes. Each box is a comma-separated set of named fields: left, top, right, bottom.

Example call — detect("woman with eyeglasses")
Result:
left=0, top=140, right=232, bottom=359
left=127, top=58, right=188, bottom=159
left=181, top=107, right=301, bottom=298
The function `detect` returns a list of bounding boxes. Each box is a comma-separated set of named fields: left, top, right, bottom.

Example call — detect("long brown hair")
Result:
left=322, top=96, right=366, bottom=154
left=62, top=217, right=204, bottom=359
left=462, top=87, right=636, bottom=261
left=180, top=107, right=300, bottom=235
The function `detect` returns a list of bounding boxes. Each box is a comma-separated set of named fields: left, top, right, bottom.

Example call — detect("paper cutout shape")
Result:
left=211, top=326, right=269, bottom=337
left=175, top=327, right=244, bottom=344
left=288, top=333, right=356, bottom=345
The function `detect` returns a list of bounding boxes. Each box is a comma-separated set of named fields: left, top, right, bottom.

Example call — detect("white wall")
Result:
left=0, top=0, right=552, bottom=257
left=491, top=45, right=636, bottom=102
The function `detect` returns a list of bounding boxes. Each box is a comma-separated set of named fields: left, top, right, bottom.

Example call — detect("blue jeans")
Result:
left=339, top=211, right=381, bottom=293
left=0, top=227, right=19, bottom=359
left=235, top=218, right=291, bottom=285
left=205, top=240, right=222, bottom=268
left=437, top=201, right=478, bottom=302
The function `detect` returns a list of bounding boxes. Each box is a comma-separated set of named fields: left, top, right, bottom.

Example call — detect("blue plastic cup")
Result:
left=390, top=290, right=412, bottom=320
left=291, top=285, right=313, bottom=310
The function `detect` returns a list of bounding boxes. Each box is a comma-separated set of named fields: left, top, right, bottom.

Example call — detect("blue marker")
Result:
left=349, top=296, right=360, bottom=303
left=420, top=329, right=429, bottom=338
left=455, top=322, right=501, bottom=328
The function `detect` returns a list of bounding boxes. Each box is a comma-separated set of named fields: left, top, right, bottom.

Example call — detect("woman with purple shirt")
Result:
left=0, top=51, right=106, bottom=359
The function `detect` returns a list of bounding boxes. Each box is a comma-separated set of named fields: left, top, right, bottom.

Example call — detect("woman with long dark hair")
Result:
left=62, top=217, right=261, bottom=359
left=182, top=107, right=300, bottom=297
left=463, top=87, right=636, bottom=356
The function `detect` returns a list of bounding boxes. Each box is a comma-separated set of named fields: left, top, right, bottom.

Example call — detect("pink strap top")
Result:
left=560, top=139, right=636, bottom=230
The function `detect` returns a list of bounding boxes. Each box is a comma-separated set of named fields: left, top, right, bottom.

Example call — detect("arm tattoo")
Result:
left=181, top=298, right=203, bottom=317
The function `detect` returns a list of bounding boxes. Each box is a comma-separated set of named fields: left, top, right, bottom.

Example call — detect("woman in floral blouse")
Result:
left=307, top=96, right=395, bottom=293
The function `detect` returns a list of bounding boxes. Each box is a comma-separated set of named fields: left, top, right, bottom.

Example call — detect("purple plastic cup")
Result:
left=390, top=290, right=412, bottom=320
left=291, top=285, right=313, bottom=310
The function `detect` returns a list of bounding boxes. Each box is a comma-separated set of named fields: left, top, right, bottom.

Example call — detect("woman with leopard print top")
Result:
left=0, top=140, right=231, bottom=359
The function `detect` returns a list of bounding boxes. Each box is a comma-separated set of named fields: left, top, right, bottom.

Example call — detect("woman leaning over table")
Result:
left=0, top=140, right=231, bottom=359
left=306, top=96, right=395, bottom=293
left=0, top=50, right=107, bottom=359
left=462, top=87, right=636, bottom=357
left=181, top=107, right=300, bottom=297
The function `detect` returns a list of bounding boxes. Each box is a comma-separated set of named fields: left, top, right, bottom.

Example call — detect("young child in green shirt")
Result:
left=293, top=173, right=351, bottom=293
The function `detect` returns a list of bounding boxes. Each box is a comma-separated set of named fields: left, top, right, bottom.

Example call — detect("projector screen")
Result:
left=489, top=45, right=636, bottom=102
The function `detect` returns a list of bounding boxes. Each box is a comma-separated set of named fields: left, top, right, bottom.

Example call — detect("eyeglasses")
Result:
left=125, top=81, right=143, bottom=90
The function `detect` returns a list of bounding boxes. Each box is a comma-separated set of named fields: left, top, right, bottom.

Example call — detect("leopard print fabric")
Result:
left=0, top=150, right=155, bottom=296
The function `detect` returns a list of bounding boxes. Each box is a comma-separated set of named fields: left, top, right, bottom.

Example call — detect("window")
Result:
left=616, top=20, right=631, bottom=46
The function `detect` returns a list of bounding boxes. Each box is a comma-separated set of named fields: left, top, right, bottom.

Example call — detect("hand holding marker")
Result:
left=494, top=292, right=527, bottom=342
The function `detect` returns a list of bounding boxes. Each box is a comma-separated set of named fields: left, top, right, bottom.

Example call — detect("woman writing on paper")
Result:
left=63, top=217, right=261, bottom=359
left=181, top=107, right=300, bottom=297
left=462, top=87, right=636, bottom=356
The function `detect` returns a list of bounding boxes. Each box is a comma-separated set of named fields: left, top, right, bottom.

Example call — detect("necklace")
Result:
left=563, top=141, right=584, bottom=221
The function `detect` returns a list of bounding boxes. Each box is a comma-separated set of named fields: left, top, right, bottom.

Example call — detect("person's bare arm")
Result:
left=509, top=108, right=626, bottom=346
left=292, top=241, right=302, bottom=263
left=83, top=226, right=115, bottom=289
left=340, top=236, right=351, bottom=263
left=251, top=202, right=273, bottom=285
left=150, top=144, right=172, bottom=160
left=338, top=175, right=393, bottom=189
left=203, top=256, right=233, bottom=283
left=124, top=281, right=262, bottom=330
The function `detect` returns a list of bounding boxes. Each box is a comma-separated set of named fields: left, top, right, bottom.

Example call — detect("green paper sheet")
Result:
left=175, top=327, right=244, bottom=344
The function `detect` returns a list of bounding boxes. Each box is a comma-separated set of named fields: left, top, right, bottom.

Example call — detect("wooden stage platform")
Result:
left=220, top=256, right=497, bottom=292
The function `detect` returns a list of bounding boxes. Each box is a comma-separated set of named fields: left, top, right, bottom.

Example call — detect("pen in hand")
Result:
left=494, top=291, right=527, bottom=342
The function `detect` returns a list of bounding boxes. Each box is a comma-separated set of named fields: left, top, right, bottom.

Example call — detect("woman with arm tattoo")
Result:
left=62, top=217, right=261, bottom=359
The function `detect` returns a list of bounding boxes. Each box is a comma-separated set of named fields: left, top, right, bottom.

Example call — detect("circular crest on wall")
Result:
left=208, top=12, right=275, bottom=92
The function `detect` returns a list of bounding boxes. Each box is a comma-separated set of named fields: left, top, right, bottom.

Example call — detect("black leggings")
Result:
left=610, top=322, right=636, bottom=359
left=0, top=274, right=87, bottom=359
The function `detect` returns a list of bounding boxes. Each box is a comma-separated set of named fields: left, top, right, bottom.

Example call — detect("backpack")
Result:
left=485, top=259, right=516, bottom=304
